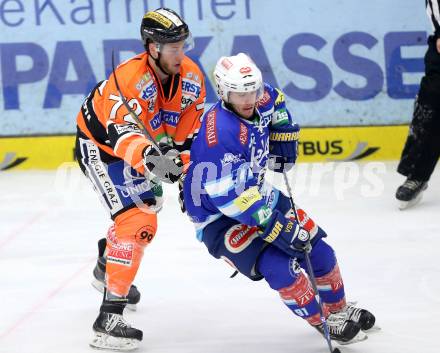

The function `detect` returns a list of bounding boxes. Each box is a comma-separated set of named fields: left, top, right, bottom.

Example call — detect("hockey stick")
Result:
left=282, top=170, right=341, bottom=353
left=111, top=51, right=162, bottom=154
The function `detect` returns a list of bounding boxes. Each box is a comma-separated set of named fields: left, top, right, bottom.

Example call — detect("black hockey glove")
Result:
left=143, top=143, right=183, bottom=184
left=268, top=123, right=299, bottom=173
left=259, top=209, right=311, bottom=259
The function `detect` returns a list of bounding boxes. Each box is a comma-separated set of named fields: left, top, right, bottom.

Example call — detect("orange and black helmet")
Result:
left=140, top=8, right=189, bottom=50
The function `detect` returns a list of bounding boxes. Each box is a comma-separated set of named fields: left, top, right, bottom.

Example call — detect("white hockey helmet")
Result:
left=213, top=53, right=263, bottom=103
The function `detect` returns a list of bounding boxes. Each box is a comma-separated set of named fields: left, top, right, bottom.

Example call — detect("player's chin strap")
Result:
left=282, top=170, right=341, bottom=353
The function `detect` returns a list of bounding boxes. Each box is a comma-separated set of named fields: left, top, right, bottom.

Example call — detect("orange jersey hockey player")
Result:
left=74, top=8, right=205, bottom=351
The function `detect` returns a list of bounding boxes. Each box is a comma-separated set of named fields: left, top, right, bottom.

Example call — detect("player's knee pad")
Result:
left=105, top=208, right=157, bottom=297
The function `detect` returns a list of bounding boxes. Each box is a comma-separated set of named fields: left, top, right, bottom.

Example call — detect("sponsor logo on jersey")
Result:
left=257, top=90, right=271, bottom=107
left=114, top=124, right=142, bottom=135
left=224, top=224, right=259, bottom=254
left=135, top=73, right=152, bottom=91
left=107, top=242, right=134, bottom=266
left=239, top=123, right=248, bottom=145
left=135, top=79, right=145, bottom=91
left=149, top=112, right=161, bottom=130
left=233, top=186, right=262, bottom=212
left=221, top=152, right=243, bottom=166
left=252, top=205, right=272, bottom=225
left=206, top=110, right=217, bottom=147
left=272, top=108, right=289, bottom=125
left=139, top=80, right=157, bottom=101
left=266, top=190, right=276, bottom=208
left=181, top=95, right=195, bottom=111
left=149, top=110, right=179, bottom=129
left=182, top=79, right=201, bottom=98
left=161, top=110, right=180, bottom=127
left=147, top=96, right=156, bottom=112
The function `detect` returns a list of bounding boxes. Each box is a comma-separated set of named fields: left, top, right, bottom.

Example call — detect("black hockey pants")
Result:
left=398, top=36, right=440, bottom=182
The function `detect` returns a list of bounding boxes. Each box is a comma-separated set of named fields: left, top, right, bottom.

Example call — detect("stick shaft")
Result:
left=281, top=170, right=336, bottom=353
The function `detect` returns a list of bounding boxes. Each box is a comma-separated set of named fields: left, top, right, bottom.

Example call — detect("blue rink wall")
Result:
left=0, top=0, right=429, bottom=136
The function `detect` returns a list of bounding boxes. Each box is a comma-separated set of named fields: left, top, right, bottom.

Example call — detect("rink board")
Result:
left=0, top=125, right=409, bottom=170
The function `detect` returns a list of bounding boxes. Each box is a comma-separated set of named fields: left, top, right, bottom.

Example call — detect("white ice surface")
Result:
left=0, top=162, right=439, bottom=353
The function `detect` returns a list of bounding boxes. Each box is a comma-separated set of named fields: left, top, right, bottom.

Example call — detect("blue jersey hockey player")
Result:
left=183, top=53, right=376, bottom=345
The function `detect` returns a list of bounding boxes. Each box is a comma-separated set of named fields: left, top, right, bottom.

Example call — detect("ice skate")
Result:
left=92, top=238, right=141, bottom=311
left=315, top=311, right=367, bottom=345
left=90, top=290, right=143, bottom=351
left=339, top=302, right=379, bottom=333
left=396, top=178, right=428, bottom=210
left=90, top=312, right=143, bottom=351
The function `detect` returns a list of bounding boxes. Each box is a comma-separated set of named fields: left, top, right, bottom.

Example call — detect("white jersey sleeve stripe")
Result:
left=205, top=174, right=235, bottom=198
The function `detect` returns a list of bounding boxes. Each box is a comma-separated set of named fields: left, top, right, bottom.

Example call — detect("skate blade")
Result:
left=337, top=330, right=368, bottom=345
left=91, top=280, right=138, bottom=312
left=398, top=191, right=424, bottom=210
left=126, top=303, right=137, bottom=312
left=364, top=324, right=381, bottom=333
left=90, top=332, right=140, bottom=351
left=92, top=279, right=105, bottom=294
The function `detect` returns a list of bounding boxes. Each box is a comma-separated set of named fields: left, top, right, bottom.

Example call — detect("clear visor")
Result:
left=156, top=32, right=194, bottom=55
left=183, top=32, right=194, bottom=52
left=228, top=86, right=263, bottom=105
